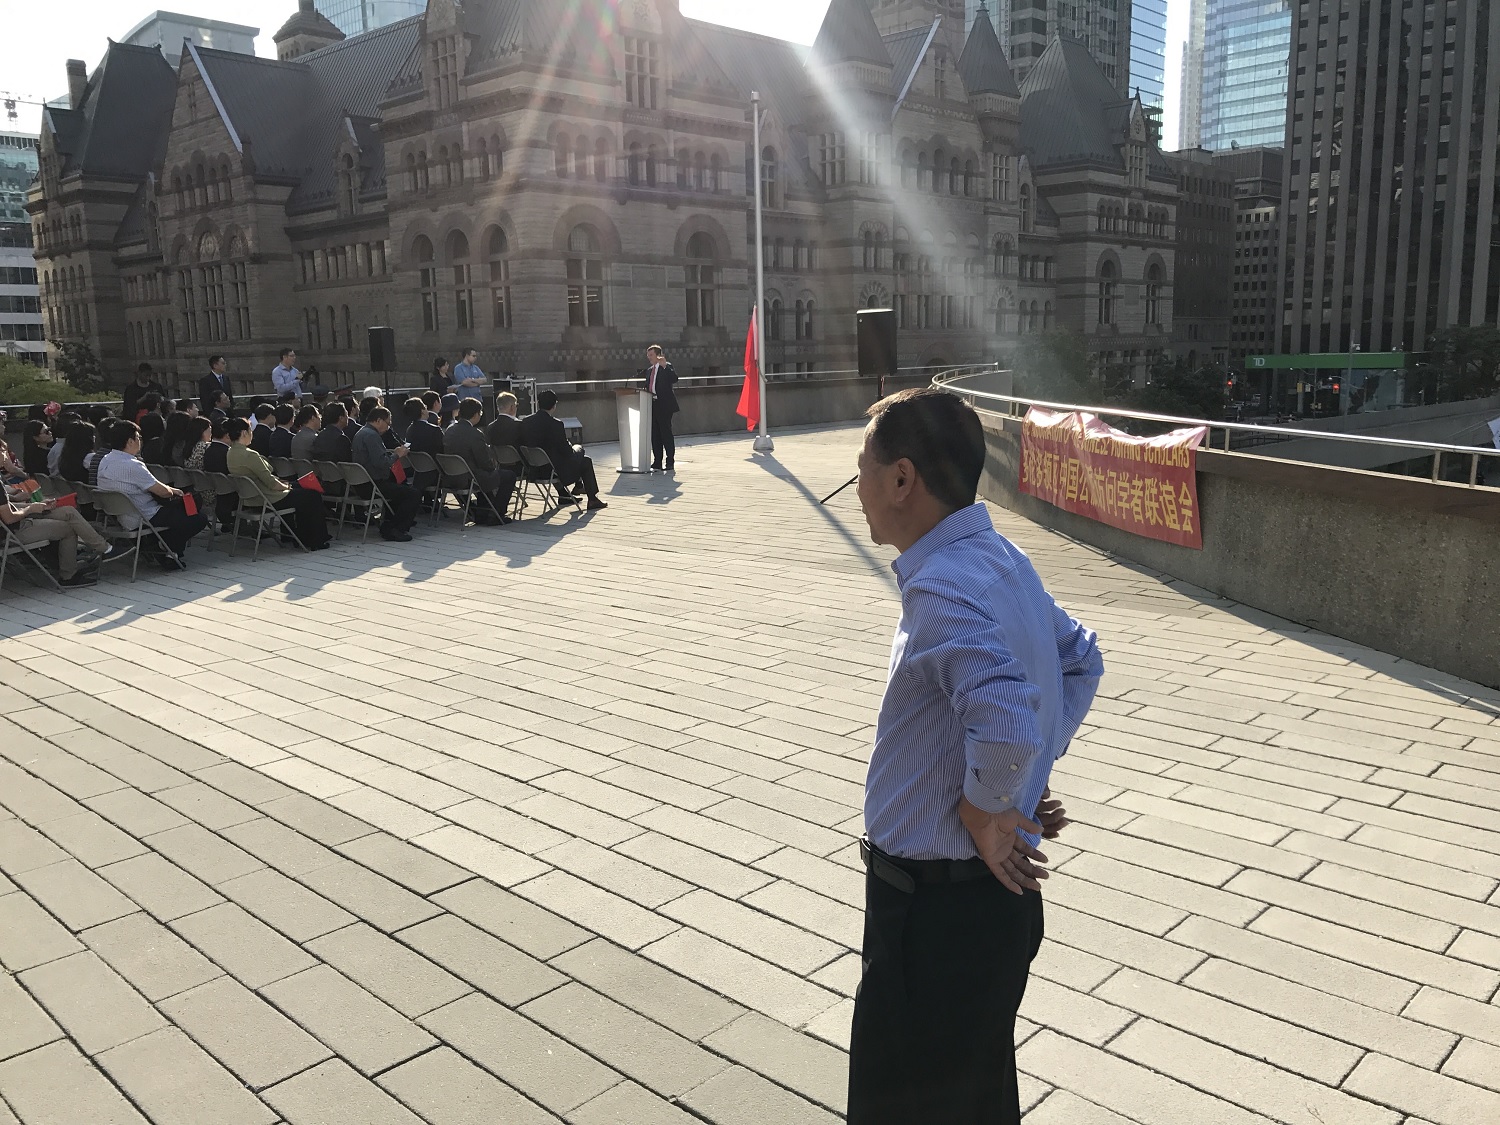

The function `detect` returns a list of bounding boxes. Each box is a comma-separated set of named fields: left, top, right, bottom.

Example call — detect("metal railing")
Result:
left=934, top=366, right=1500, bottom=489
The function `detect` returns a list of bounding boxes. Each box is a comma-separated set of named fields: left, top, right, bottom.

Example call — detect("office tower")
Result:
left=120, top=11, right=259, bottom=65
left=1167, top=147, right=1234, bottom=368
left=1009, top=0, right=1131, bottom=96
left=1215, top=145, right=1281, bottom=363
left=1180, top=0, right=1206, bottom=148
left=315, top=0, right=426, bottom=38
left=1280, top=1, right=1497, bottom=354
left=0, top=133, right=45, bottom=365
left=1201, top=0, right=1292, bottom=151
left=965, top=0, right=1009, bottom=42
left=1130, top=0, right=1168, bottom=114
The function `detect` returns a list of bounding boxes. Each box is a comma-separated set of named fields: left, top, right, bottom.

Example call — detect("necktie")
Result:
left=649, top=365, right=658, bottom=395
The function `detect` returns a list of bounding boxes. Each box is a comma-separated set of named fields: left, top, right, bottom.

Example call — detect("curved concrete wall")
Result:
left=978, top=412, right=1500, bottom=688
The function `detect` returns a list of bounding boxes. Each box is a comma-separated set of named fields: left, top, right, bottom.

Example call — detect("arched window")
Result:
left=405, top=153, right=418, bottom=193
left=491, top=135, right=505, bottom=178
left=594, top=137, right=610, bottom=181
left=1097, top=202, right=1107, bottom=232
left=227, top=235, right=250, bottom=339
left=694, top=151, right=708, bottom=191
left=417, top=150, right=430, bottom=190
left=556, top=133, right=570, bottom=177
left=765, top=296, right=783, bottom=341
left=675, top=148, right=690, bottom=188
left=685, top=231, right=716, bottom=327
left=709, top=153, right=722, bottom=191
left=415, top=235, right=438, bottom=332
left=1098, top=259, right=1117, bottom=326
left=1020, top=184, right=1033, bottom=232
left=574, top=136, right=589, bottom=179
left=488, top=228, right=511, bottom=328
left=628, top=143, right=642, bottom=185
left=797, top=299, right=815, bottom=340
left=949, top=158, right=960, bottom=195
left=343, top=306, right=352, bottom=350
left=761, top=146, right=779, bottom=208
left=863, top=231, right=875, bottom=270
left=437, top=146, right=450, bottom=186
left=476, top=138, right=490, bottom=181
left=1043, top=301, right=1054, bottom=330
left=448, top=231, right=473, bottom=331
left=993, top=237, right=1012, bottom=277
left=646, top=145, right=659, bottom=187
left=917, top=152, right=930, bottom=192
left=195, top=163, right=208, bottom=206
left=341, top=154, right=358, bottom=213
left=566, top=225, right=605, bottom=327
left=901, top=149, right=916, bottom=189
left=1145, top=262, right=1162, bottom=325
left=964, top=159, right=976, bottom=197
left=327, top=305, right=338, bottom=350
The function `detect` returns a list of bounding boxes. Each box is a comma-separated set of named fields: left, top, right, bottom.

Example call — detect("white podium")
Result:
left=615, top=389, right=653, bottom=473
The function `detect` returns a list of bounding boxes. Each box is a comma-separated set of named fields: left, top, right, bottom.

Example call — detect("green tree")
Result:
left=0, top=353, right=112, bottom=406
left=49, top=339, right=109, bottom=396
left=1006, top=332, right=1094, bottom=403
left=1127, top=357, right=1229, bottom=422
left=1426, top=324, right=1500, bottom=401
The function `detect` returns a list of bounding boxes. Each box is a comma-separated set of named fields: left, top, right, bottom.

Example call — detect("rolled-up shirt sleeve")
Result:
left=903, top=584, right=1045, bottom=814
left=1052, top=600, right=1104, bottom=754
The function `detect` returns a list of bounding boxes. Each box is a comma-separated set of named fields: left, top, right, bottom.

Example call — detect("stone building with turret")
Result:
left=29, top=0, right=1176, bottom=391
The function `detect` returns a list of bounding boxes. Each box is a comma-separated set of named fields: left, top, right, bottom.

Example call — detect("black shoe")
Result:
left=650, top=463, right=662, bottom=471
left=586, top=497, right=608, bottom=510
left=381, top=531, right=413, bottom=543
left=60, top=572, right=98, bottom=588
left=311, top=541, right=331, bottom=551
left=159, top=555, right=187, bottom=572
left=101, top=543, right=136, bottom=564
left=665, top=462, right=675, bottom=471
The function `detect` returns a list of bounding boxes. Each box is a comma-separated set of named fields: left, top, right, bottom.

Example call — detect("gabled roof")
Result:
left=55, top=42, right=176, bottom=180
left=464, top=0, right=614, bottom=76
left=1019, top=37, right=1171, bottom=177
left=809, top=0, right=891, bottom=68
left=958, top=6, right=1020, bottom=97
left=883, top=26, right=931, bottom=96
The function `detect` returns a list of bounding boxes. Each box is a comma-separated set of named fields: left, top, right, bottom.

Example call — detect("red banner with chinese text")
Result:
left=1020, top=408, right=1208, bottom=549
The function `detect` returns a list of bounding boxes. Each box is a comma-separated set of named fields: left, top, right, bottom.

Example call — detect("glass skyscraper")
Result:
left=1201, top=0, right=1292, bottom=150
left=1129, top=0, right=1168, bottom=109
left=315, top=0, right=425, bottom=38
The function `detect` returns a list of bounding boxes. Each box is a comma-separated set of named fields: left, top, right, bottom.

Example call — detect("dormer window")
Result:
left=625, top=38, right=659, bottom=109
left=934, top=55, right=947, bottom=100
left=430, top=36, right=458, bottom=108
left=1127, top=142, right=1146, bottom=188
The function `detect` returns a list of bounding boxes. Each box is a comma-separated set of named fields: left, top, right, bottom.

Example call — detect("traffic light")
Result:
left=1332, top=381, right=1341, bottom=394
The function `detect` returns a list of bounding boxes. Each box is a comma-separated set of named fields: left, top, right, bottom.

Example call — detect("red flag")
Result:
left=392, top=459, right=407, bottom=484
left=298, top=472, right=323, bottom=493
left=736, top=307, right=760, bottom=432
left=54, top=493, right=77, bottom=508
left=182, top=493, right=198, bottom=517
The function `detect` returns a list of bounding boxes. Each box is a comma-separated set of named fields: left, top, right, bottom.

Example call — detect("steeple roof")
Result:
left=809, top=0, right=892, bottom=68
left=957, top=4, right=1020, bottom=97
left=274, top=0, right=343, bottom=44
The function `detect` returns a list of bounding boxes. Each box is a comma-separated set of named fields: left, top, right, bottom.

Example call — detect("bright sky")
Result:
left=5, top=0, right=1189, bottom=145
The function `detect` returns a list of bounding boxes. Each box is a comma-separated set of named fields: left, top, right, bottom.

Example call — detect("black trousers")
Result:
left=558, top=448, right=599, bottom=498
left=473, top=470, right=517, bottom=520
left=847, top=869, right=1044, bottom=1125
left=273, top=485, right=329, bottom=548
left=374, top=480, right=420, bottom=535
left=651, top=408, right=676, bottom=467
left=149, top=499, right=210, bottom=557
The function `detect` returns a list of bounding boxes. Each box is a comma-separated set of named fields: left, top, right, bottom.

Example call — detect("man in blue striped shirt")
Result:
left=847, top=387, right=1103, bottom=1124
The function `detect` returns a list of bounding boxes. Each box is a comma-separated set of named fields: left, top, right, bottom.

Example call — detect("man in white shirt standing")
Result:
left=272, top=348, right=304, bottom=400
left=95, top=421, right=209, bottom=570
left=452, top=348, right=487, bottom=404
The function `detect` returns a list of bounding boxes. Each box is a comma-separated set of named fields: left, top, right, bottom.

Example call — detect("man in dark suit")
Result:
left=310, top=402, right=354, bottom=464
left=198, top=355, right=234, bottom=416
left=641, top=344, right=680, bottom=471
left=518, top=390, right=606, bottom=510
left=447, top=399, right=515, bottom=525
left=199, top=424, right=239, bottom=531
left=485, top=391, right=523, bottom=450
left=249, top=405, right=276, bottom=456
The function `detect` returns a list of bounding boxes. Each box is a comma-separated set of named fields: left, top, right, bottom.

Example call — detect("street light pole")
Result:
left=751, top=91, right=773, bottom=454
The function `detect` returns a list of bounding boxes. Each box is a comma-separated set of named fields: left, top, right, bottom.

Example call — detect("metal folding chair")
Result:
left=335, top=462, right=386, bottom=545
left=229, top=476, right=306, bottom=559
left=0, top=518, right=63, bottom=592
left=90, top=489, right=181, bottom=581
left=433, top=454, right=478, bottom=527
left=492, top=444, right=526, bottom=518
left=519, top=446, right=583, bottom=513
left=268, top=457, right=295, bottom=480
left=406, top=451, right=443, bottom=520
left=313, top=462, right=347, bottom=537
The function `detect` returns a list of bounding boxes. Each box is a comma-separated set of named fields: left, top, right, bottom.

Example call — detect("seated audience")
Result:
left=519, top=390, right=607, bottom=509
left=311, top=402, right=355, bottom=463
left=1, top=492, right=134, bottom=587
left=95, top=421, right=209, bottom=570
left=249, top=405, right=276, bottom=455
left=198, top=420, right=239, bottom=530
left=289, top=406, right=321, bottom=461
left=486, top=391, right=523, bottom=450
left=138, top=411, right=167, bottom=465
left=447, top=399, right=515, bottom=526
left=162, top=409, right=201, bottom=467
left=268, top=404, right=297, bottom=459
left=57, top=422, right=98, bottom=484
left=351, top=406, right=420, bottom=542
left=402, top=397, right=444, bottom=505
left=208, top=392, right=231, bottom=425
left=22, top=421, right=53, bottom=478
left=224, top=418, right=330, bottom=550
left=46, top=412, right=79, bottom=475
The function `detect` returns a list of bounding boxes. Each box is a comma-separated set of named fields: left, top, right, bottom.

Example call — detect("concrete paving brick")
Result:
left=192, top=762, right=300, bottom=807
left=1304, top=863, right=1500, bottom=939
left=260, top=757, right=364, bottom=800
left=80, top=913, right=222, bottom=1002
left=220, top=817, right=342, bottom=877
left=0, top=1040, right=149, bottom=1125
left=84, top=788, right=191, bottom=837
left=535, top=836, right=693, bottom=908
left=1094, top=967, right=1361, bottom=1083
left=549, top=938, right=743, bottom=1040
left=377, top=1047, right=561, bottom=1125
left=329, top=786, right=446, bottom=839
left=704, top=798, right=850, bottom=857
left=263, top=1059, right=424, bottom=1125
left=419, top=993, right=620, bottom=1115
left=154, top=782, right=260, bottom=831
left=1449, top=929, right=1500, bottom=971
left=35, top=810, right=147, bottom=870
left=0, top=972, right=61, bottom=1062
left=19, top=950, right=165, bottom=1054
left=1224, top=870, right=1458, bottom=951
left=0, top=890, right=84, bottom=971
left=1185, top=959, right=1456, bottom=1067
left=171, top=902, right=317, bottom=988
left=262, top=964, right=436, bottom=1076
left=1403, top=986, right=1500, bottom=1048
left=702, top=1011, right=848, bottom=1114
left=521, top=982, right=729, bottom=1098
left=567, top=1080, right=698, bottom=1125
left=296, top=857, right=443, bottom=932
left=141, top=823, right=264, bottom=886
left=678, top=1064, right=843, bottom=1125
left=397, top=915, right=566, bottom=1007
left=616, top=830, right=776, bottom=898
left=0, top=764, right=78, bottom=825
left=1043, top=870, right=1190, bottom=936
left=159, top=976, right=331, bottom=1090
left=336, top=831, right=470, bottom=894
left=96, top=853, right=224, bottom=921
left=433, top=879, right=589, bottom=960
left=0, top=818, right=69, bottom=874
left=202, top=868, right=350, bottom=944
left=14, top=859, right=138, bottom=932
left=1440, top=1038, right=1500, bottom=1094
left=641, top=928, right=842, bottom=1029
left=96, top=1026, right=275, bottom=1125
left=307, top=922, right=471, bottom=1017
left=258, top=792, right=376, bottom=845
left=408, top=824, right=550, bottom=886
left=661, top=888, right=841, bottom=973
left=630, top=805, right=781, bottom=864
left=751, top=846, right=863, bottom=908
left=514, top=870, right=680, bottom=951
left=1023, top=1090, right=1137, bottom=1124
left=1020, top=977, right=1134, bottom=1046
left=1343, top=1054, right=1500, bottom=1125
left=1048, top=852, right=1266, bottom=926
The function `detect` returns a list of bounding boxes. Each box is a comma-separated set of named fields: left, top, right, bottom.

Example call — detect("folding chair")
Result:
left=90, top=489, right=181, bottom=581
left=313, top=462, right=347, bottom=538
left=433, top=454, right=478, bottom=527
left=406, top=451, right=443, bottom=520
left=229, top=476, right=306, bottom=559
left=492, top=444, right=526, bottom=519
left=335, top=462, right=387, bottom=545
left=268, top=457, right=295, bottom=480
left=0, top=518, right=63, bottom=592
left=519, top=446, right=583, bottom=513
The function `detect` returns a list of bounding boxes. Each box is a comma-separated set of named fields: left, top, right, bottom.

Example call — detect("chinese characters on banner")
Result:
left=1020, top=408, right=1209, bottom=549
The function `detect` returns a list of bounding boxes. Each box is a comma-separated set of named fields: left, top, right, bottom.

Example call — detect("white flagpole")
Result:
left=751, top=90, right=773, bottom=453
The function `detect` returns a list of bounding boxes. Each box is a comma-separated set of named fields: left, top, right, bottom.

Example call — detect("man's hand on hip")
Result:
left=958, top=796, right=1047, bottom=895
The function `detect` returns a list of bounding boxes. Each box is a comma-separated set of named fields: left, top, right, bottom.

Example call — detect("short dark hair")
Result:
left=295, top=405, right=320, bottom=429
left=458, top=398, right=483, bottom=420
left=210, top=418, right=229, bottom=439
left=138, top=393, right=162, bottom=414
left=537, top=390, right=559, bottom=410
left=214, top=391, right=230, bottom=406
left=109, top=421, right=141, bottom=450
left=253, top=404, right=275, bottom=421
left=402, top=397, right=426, bottom=422
left=172, top=398, right=194, bottom=414
left=366, top=406, right=392, bottom=425
left=275, top=404, right=296, bottom=426
left=462, top=348, right=477, bottom=360
left=865, top=387, right=985, bottom=512
left=280, top=347, right=295, bottom=360
left=135, top=362, right=154, bottom=377
left=420, top=390, right=441, bottom=410
left=209, top=354, right=225, bottom=367
left=359, top=395, right=381, bottom=419
left=225, top=418, right=252, bottom=441
left=322, top=402, right=348, bottom=426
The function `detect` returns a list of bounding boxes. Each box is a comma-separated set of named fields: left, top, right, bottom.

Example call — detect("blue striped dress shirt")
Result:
left=865, top=504, right=1104, bottom=860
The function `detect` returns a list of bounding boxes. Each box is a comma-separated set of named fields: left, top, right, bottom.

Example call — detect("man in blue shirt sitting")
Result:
left=847, top=387, right=1103, bottom=1125
left=452, top=348, right=486, bottom=404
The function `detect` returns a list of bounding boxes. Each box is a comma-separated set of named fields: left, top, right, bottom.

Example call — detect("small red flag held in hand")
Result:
left=298, top=472, right=323, bottom=493
left=182, top=493, right=198, bottom=517
left=392, top=460, right=407, bottom=484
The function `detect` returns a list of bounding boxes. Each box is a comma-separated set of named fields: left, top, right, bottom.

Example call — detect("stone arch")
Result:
left=672, top=215, right=733, bottom=261
left=551, top=204, right=623, bottom=256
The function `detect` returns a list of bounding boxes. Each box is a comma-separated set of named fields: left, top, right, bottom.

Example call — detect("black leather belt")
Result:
left=859, top=836, right=992, bottom=894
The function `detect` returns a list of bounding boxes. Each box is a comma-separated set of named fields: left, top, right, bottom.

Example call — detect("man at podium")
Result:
left=641, top=345, right=679, bottom=471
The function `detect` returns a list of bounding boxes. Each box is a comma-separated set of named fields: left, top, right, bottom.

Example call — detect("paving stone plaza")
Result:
left=2, top=424, right=1499, bottom=1124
